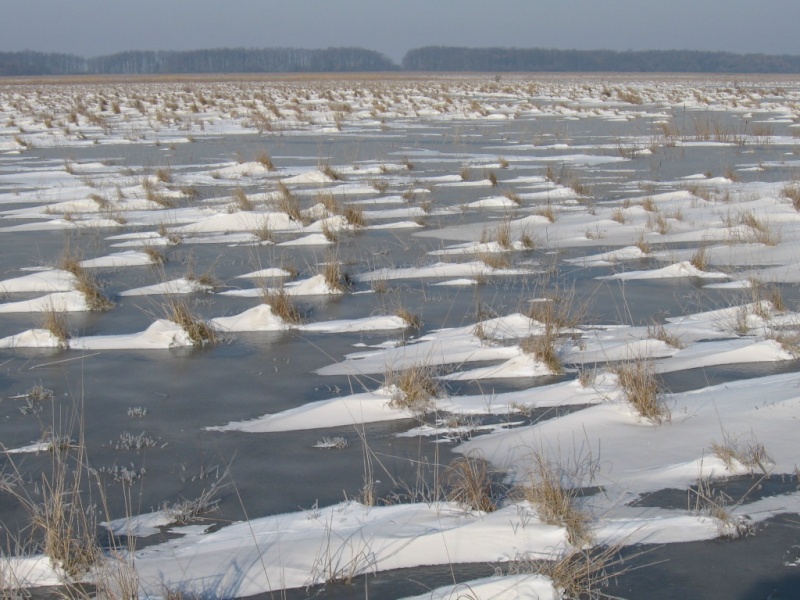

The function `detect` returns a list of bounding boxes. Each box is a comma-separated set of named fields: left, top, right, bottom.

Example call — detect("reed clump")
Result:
left=163, top=298, right=218, bottom=346
left=445, top=453, right=498, bottom=513
left=612, top=357, right=669, bottom=424
left=260, top=288, right=303, bottom=324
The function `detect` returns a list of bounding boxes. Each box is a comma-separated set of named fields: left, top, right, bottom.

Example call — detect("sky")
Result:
left=2, top=0, right=799, bottom=62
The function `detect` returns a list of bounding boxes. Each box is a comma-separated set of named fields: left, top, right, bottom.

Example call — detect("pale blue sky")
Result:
left=3, top=0, right=799, bottom=60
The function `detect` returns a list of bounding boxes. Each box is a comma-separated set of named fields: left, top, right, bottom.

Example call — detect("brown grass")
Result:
left=527, top=284, right=585, bottom=332
left=477, top=251, right=511, bottom=270
left=255, top=151, right=276, bottom=171
left=231, top=187, right=255, bottom=212
left=502, top=188, right=522, bottom=206
left=519, top=452, right=593, bottom=545
left=0, top=419, right=99, bottom=578
left=143, top=177, right=176, bottom=208
left=783, top=184, right=800, bottom=210
left=321, top=252, right=352, bottom=292
left=647, top=323, right=684, bottom=349
left=690, top=245, right=709, bottom=271
left=319, top=162, right=344, bottom=181
left=711, top=434, right=771, bottom=474
left=260, top=288, right=303, bottom=324
left=535, top=203, right=556, bottom=223
left=634, top=233, right=651, bottom=255
left=385, top=363, right=442, bottom=414
left=275, top=181, right=304, bottom=222
left=343, top=205, right=366, bottom=227
left=40, top=309, right=70, bottom=348
left=396, top=307, right=422, bottom=329
left=510, top=545, right=627, bottom=600
left=143, top=245, right=167, bottom=265
left=445, top=453, right=497, bottom=512
left=59, top=251, right=114, bottom=311
left=163, top=298, right=218, bottom=345
left=612, top=357, right=669, bottom=424
left=520, top=331, right=563, bottom=374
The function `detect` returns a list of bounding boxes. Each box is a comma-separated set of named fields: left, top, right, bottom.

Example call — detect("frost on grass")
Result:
left=384, top=363, right=443, bottom=415
left=313, top=436, right=349, bottom=449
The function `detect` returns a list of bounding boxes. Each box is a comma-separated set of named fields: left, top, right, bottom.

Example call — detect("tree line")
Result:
left=2, top=46, right=799, bottom=76
left=401, top=47, right=800, bottom=73
left=0, top=47, right=398, bottom=76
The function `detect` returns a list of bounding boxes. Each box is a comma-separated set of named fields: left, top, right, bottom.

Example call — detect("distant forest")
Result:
left=2, top=46, right=800, bottom=76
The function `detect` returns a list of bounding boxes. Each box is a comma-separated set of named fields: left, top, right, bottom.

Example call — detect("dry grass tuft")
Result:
left=647, top=323, right=684, bottom=349
left=368, top=178, right=390, bottom=194
left=689, top=477, right=753, bottom=538
left=321, top=253, right=352, bottom=293
left=260, top=288, right=303, bottom=324
left=0, top=422, right=100, bottom=578
left=385, top=363, right=442, bottom=414
left=163, top=298, right=218, bottom=346
left=231, top=187, right=255, bottom=212
left=319, top=162, right=344, bottom=181
left=276, top=181, right=304, bottom=223
left=690, top=245, right=709, bottom=270
left=503, top=188, right=523, bottom=206
left=59, top=251, right=114, bottom=311
left=527, top=284, right=585, bottom=332
left=749, top=278, right=786, bottom=313
left=396, top=307, right=422, bottom=329
left=783, top=184, right=800, bottom=210
left=477, top=251, right=511, bottom=270
left=711, top=434, right=772, bottom=474
left=612, top=357, right=669, bottom=424
left=255, top=151, right=276, bottom=171
left=519, top=452, right=593, bottom=545
left=520, top=331, right=564, bottom=374
left=143, top=177, right=176, bottom=208
left=343, top=205, right=366, bottom=228
left=40, top=309, right=70, bottom=348
left=445, top=453, right=497, bottom=512
left=510, top=545, right=626, bottom=600
left=251, top=219, right=274, bottom=243
left=535, top=203, right=556, bottom=223
left=143, top=245, right=167, bottom=265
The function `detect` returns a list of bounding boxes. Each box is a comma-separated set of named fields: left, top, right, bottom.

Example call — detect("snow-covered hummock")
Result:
left=0, top=328, right=65, bottom=348
left=0, top=269, right=77, bottom=293
left=399, top=575, right=556, bottom=600
left=317, top=313, right=538, bottom=376
left=599, top=261, right=729, bottom=280
left=458, top=371, right=800, bottom=511
left=69, top=320, right=195, bottom=350
left=0, top=556, right=67, bottom=589
left=78, top=250, right=156, bottom=268
left=441, top=348, right=559, bottom=380
left=221, top=274, right=345, bottom=298
left=119, top=278, right=213, bottom=296
left=208, top=386, right=408, bottom=432
left=117, top=500, right=575, bottom=597
left=211, top=304, right=290, bottom=332
left=355, top=261, right=531, bottom=282
left=0, top=291, right=89, bottom=313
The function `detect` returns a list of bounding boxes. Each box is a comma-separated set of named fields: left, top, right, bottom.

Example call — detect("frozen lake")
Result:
left=1, top=74, right=800, bottom=599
